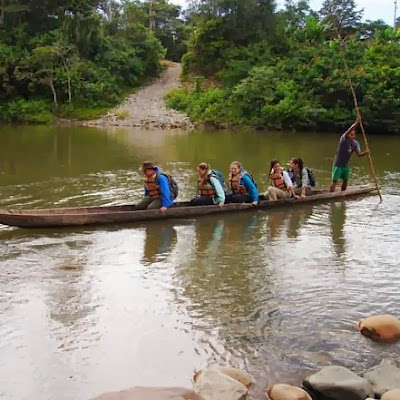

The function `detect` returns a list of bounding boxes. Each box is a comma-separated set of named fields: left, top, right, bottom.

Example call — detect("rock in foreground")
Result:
left=92, top=386, right=199, bottom=400
left=266, top=383, right=312, bottom=400
left=303, top=366, right=373, bottom=400
left=363, top=359, right=400, bottom=397
left=357, top=314, right=400, bottom=343
left=193, top=365, right=249, bottom=400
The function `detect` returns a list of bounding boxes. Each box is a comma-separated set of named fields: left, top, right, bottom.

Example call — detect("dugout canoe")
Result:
left=0, top=185, right=377, bottom=229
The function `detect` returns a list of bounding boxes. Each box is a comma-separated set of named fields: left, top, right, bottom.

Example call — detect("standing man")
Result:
left=136, top=161, right=177, bottom=212
left=330, top=116, right=369, bottom=192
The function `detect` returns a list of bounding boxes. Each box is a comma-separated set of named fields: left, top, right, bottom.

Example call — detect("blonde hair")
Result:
left=230, top=161, right=242, bottom=169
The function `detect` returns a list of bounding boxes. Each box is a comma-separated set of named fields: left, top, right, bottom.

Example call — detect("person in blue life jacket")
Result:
left=225, top=161, right=259, bottom=205
left=190, top=162, right=225, bottom=207
left=136, top=161, right=176, bottom=212
left=289, top=157, right=311, bottom=198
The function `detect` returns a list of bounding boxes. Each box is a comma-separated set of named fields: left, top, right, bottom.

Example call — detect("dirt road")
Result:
left=85, top=62, right=193, bottom=130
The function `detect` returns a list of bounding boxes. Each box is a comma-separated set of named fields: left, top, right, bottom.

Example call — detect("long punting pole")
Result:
left=334, top=25, right=383, bottom=202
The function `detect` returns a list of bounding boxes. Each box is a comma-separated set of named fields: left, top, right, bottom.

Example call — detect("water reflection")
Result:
left=265, top=205, right=314, bottom=240
left=142, top=222, right=178, bottom=264
left=329, top=202, right=347, bottom=258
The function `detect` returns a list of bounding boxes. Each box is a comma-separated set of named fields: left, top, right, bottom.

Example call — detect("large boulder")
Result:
left=92, top=386, right=200, bottom=400
left=193, top=365, right=249, bottom=400
left=194, top=365, right=254, bottom=389
left=303, top=366, right=373, bottom=400
left=357, top=314, right=400, bottom=343
left=363, top=359, right=400, bottom=397
left=382, top=389, right=400, bottom=400
left=266, top=384, right=312, bottom=400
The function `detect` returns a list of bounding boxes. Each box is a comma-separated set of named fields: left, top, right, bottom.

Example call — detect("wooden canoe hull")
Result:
left=0, top=186, right=377, bottom=229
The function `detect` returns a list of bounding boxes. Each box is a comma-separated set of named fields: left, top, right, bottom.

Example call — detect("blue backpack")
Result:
left=210, top=169, right=227, bottom=193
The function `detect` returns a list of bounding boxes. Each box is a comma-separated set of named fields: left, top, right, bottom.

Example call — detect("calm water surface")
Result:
left=0, top=126, right=399, bottom=399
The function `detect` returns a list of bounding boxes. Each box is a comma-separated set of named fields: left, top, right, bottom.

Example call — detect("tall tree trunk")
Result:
left=62, top=58, right=72, bottom=105
left=0, top=0, right=5, bottom=27
left=49, top=76, right=58, bottom=109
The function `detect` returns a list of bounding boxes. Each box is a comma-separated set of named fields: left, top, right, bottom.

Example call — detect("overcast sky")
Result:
left=171, top=0, right=397, bottom=25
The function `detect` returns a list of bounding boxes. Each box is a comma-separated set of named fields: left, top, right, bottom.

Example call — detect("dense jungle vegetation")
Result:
left=1, top=0, right=399, bottom=132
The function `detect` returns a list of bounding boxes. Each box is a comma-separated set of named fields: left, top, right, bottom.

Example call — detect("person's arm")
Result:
left=353, top=140, right=370, bottom=157
left=157, top=175, right=173, bottom=209
left=283, top=171, right=298, bottom=198
left=210, top=176, right=225, bottom=206
left=242, top=174, right=259, bottom=204
left=343, top=115, right=360, bottom=135
left=301, top=168, right=309, bottom=198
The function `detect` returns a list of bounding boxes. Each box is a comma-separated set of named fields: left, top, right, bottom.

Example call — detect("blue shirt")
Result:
left=334, top=133, right=361, bottom=167
left=240, top=173, right=259, bottom=202
left=144, top=167, right=174, bottom=208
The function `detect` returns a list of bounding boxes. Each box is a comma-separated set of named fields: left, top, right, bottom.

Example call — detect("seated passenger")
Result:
left=190, top=162, right=225, bottom=207
left=266, top=160, right=297, bottom=201
left=289, top=157, right=312, bottom=198
left=136, top=161, right=177, bottom=212
left=225, top=161, right=259, bottom=205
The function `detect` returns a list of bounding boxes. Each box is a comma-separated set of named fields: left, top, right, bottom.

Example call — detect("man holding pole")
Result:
left=330, top=115, right=370, bottom=192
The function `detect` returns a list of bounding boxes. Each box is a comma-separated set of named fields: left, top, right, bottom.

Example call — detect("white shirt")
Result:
left=282, top=170, right=293, bottom=189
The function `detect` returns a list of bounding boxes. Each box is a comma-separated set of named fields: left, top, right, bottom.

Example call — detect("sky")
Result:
left=171, top=0, right=397, bottom=25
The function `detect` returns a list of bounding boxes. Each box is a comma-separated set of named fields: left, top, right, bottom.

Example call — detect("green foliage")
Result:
left=169, top=0, right=400, bottom=134
left=0, top=0, right=167, bottom=123
left=0, top=99, right=53, bottom=123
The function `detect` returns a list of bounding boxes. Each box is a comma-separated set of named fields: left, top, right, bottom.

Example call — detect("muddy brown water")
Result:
left=0, top=126, right=399, bottom=399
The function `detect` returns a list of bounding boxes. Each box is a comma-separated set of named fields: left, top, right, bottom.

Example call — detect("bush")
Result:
left=0, top=99, right=53, bottom=123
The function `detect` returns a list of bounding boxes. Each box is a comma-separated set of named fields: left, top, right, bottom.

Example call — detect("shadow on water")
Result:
left=329, top=201, right=347, bottom=259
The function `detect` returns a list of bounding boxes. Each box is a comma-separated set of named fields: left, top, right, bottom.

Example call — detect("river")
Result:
left=0, top=125, right=399, bottom=399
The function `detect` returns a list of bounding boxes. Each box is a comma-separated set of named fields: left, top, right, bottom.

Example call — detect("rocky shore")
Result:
left=83, top=62, right=193, bottom=130
left=91, top=314, right=400, bottom=400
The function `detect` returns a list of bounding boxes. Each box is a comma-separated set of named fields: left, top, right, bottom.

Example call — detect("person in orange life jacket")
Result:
left=225, top=161, right=259, bottom=205
left=266, top=160, right=298, bottom=201
left=135, top=161, right=175, bottom=212
left=290, top=157, right=311, bottom=198
left=190, top=162, right=225, bottom=207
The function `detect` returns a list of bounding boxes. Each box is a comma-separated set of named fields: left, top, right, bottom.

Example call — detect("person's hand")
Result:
left=293, top=194, right=300, bottom=200
left=160, top=206, right=167, bottom=212
left=252, top=201, right=258, bottom=206
left=301, top=194, right=307, bottom=199
left=356, top=114, right=361, bottom=124
left=365, top=148, right=370, bottom=155
left=218, top=203, right=224, bottom=208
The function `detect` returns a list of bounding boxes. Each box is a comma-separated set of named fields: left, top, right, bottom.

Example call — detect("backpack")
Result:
left=306, top=168, right=316, bottom=188
left=159, top=173, right=179, bottom=199
left=210, top=169, right=227, bottom=193
left=243, top=171, right=257, bottom=188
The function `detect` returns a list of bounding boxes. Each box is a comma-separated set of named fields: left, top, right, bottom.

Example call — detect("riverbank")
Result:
left=83, top=62, right=193, bottom=130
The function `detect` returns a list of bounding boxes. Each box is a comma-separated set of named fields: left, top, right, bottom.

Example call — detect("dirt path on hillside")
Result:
left=85, top=62, right=193, bottom=130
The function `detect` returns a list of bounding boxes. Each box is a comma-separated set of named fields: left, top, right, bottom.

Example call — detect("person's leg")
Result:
left=267, top=187, right=278, bottom=201
left=147, top=199, right=162, bottom=209
left=135, top=197, right=153, bottom=210
left=190, top=196, right=214, bottom=206
left=224, top=194, right=234, bottom=204
left=330, top=166, right=341, bottom=192
left=341, top=166, right=350, bottom=191
left=230, top=194, right=252, bottom=203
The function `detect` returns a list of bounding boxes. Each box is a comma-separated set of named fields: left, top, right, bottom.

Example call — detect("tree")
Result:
left=319, top=0, right=363, bottom=36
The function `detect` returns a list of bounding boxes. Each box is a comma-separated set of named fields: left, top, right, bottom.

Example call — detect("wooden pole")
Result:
left=334, top=26, right=383, bottom=202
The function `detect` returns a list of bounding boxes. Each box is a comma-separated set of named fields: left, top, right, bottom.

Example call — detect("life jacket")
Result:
left=145, top=172, right=178, bottom=199
left=198, top=175, right=216, bottom=197
left=229, top=171, right=255, bottom=194
left=271, top=173, right=288, bottom=191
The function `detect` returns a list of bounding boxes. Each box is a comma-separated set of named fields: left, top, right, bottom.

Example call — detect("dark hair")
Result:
left=270, top=159, right=280, bottom=172
left=292, top=157, right=303, bottom=171
left=142, top=160, right=155, bottom=171
left=198, top=162, right=210, bottom=184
